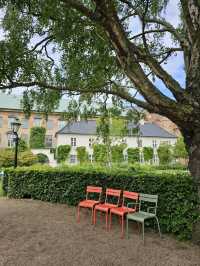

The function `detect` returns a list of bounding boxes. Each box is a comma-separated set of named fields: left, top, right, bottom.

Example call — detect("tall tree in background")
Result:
left=0, top=0, right=200, bottom=242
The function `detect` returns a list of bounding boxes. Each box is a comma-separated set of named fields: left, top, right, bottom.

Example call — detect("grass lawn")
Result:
left=0, top=198, right=199, bottom=266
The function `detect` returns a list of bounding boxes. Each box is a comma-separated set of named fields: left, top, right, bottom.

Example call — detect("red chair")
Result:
left=109, top=191, right=139, bottom=238
left=94, top=188, right=121, bottom=230
left=77, top=186, right=102, bottom=224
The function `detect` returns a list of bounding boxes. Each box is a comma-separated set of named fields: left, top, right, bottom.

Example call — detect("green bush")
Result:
left=4, top=166, right=199, bottom=240
left=36, top=153, right=49, bottom=164
left=76, top=146, right=88, bottom=164
left=157, top=143, right=173, bottom=164
left=57, top=145, right=71, bottom=163
left=93, top=144, right=107, bottom=163
left=127, top=148, right=140, bottom=163
left=30, top=127, right=46, bottom=148
left=111, top=145, right=125, bottom=163
left=0, top=149, right=38, bottom=167
left=174, top=137, right=188, bottom=159
left=18, top=139, right=28, bottom=152
left=143, top=147, right=153, bottom=162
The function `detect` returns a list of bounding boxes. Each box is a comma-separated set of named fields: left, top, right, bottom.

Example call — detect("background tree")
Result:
left=157, top=143, right=173, bottom=165
left=0, top=0, right=200, bottom=242
left=174, top=137, right=188, bottom=159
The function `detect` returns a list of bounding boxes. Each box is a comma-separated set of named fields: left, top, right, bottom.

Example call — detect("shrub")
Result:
left=93, top=144, right=107, bottom=163
left=127, top=148, right=140, bottom=163
left=76, top=146, right=88, bottom=164
left=174, top=137, right=188, bottom=159
left=143, top=147, right=153, bottom=162
left=111, top=145, right=125, bottom=163
left=0, top=149, right=37, bottom=167
left=37, top=153, right=49, bottom=164
left=30, top=127, right=46, bottom=148
left=18, top=139, right=28, bottom=152
left=157, top=143, right=173, bottom=164
left=4, top=166, right=199, bottom=240
left=57, top=145, right=71, bottom=163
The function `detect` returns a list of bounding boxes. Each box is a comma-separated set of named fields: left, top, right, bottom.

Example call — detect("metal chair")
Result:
left=77, top=186, right=102, bottom=224
left=94, top=188, right=121, bottom=230
left=109, top=191, right=139, bottom=238
left=126, top=193, right=161, bottom=243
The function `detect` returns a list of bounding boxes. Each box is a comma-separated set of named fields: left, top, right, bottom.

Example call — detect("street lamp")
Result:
left=11, top=119, right=21, bottom=168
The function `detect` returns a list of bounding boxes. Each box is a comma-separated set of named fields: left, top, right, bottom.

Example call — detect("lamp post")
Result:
left=11, top=119, right=21, bottom=168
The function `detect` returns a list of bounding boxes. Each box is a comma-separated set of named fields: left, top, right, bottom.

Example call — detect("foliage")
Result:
left=18, top=139, right=28, bottom=152
left=57, top=145, right=71, bottom=163
left=143, top=147, right=153, bottom=162
left=29, top=127, right=46, bottom=149
left=93, top=144, right=107, bottom=164
left=111, top=144, right=125, bottom=163
left=174, top=137, right=188, bottom=159
left=127, top=148, right=140, bottom=163
left=157, top=144, right=173, bottom=164
left=76, top=146, right=88, bottom=164
left=0, top=149, right=38, bottom=168
left=36, top=153, right=49, bottom=164
left=4, top=166, right=199, bottom=240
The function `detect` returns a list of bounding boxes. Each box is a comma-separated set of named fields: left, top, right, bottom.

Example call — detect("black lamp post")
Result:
left=11, top=119, right=21, bottom=168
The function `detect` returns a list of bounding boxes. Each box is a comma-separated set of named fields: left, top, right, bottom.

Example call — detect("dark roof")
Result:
left=57, top=120, right=176, bottom=138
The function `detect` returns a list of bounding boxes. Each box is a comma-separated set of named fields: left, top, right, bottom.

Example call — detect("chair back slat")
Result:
left=123, top=191, right=139, bottom=200
left=139, top=193, right=158, bottom=203
left=105, top=188, right=121, bottom=206
left=87, top=186, right=102, bottom=193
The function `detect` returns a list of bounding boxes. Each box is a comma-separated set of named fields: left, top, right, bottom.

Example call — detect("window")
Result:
left=89, top=138, right=93, bottom=147
left=33, top=117, right=42, bottom=127
left=70, top=154, right=76, bottom=164
left=137, top=139, right=142, bottom=147
left=152, top=139, right=157, bottom=148
left=21, top=118, right=29, bottom=129
left=21, top=134, right=28, bottom=143
left=45, top=135, right=53, bottom=148
left=58, top=120, right=66, bottom=130
left=7, top=134, right=14, bottom=147
left=71, top=137, right=76, bottom=147
left=128, top=129, right=132, bottom=136
left=8, top=117, right=17, bottom=129
left=0, top=116, right=3, bottom=128
left=47, top=120, right=53, bottom=130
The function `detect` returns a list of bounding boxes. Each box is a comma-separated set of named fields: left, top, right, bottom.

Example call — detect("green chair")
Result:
left=126, top=193, right=161, bottom=243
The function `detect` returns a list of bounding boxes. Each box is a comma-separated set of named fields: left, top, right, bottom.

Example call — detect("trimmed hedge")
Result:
left=3, top=166, right=199, bottom=240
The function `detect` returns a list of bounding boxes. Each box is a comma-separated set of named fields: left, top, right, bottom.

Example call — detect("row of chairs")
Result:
left=77, top=186, right=161, bottom=241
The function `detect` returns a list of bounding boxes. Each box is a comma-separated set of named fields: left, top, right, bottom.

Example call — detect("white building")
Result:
left=56, top=120, right=177, bottom=164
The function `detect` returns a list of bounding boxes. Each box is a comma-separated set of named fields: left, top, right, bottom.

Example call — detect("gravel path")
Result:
left=0, top=198, right=199, bottom=266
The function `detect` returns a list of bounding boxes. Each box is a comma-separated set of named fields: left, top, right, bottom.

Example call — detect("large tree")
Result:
left=0, top=0, right=200, bottom=242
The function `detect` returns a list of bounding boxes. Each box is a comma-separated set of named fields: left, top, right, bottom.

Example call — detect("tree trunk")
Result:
left=183, top=130, right=200, bottom=244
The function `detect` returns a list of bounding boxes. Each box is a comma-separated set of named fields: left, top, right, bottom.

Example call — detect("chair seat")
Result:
left=95, top=203, right=117, bottom=212
left=110, top=206, right=136, bottom=216
left=79, top=200, right=99, bottom=208
left=127, top=211, right=156, bottom=222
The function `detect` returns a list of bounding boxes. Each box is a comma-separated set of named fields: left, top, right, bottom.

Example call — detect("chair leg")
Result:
left=109, top=212, right=112, bottom=231
left=106, top=212, right=108, bottom=230
left=93, top=209, right=97, bottom=225
left=121, top=216, right=124, bottom=238
left=142, top=222, right=145, bottom=244
left=77, top=206, right=81, bottom=223
left=91, top=208, right=94, bottom=225
left=155, top=216, right=162, bottom=238
left=126, top=217, right=129, bottom=239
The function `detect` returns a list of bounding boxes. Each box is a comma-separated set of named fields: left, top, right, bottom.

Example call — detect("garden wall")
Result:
left=3, top=166, right=199, bottom=240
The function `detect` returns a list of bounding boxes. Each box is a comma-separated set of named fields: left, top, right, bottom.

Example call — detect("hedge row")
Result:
left=3, top=166, right=199, bottom=240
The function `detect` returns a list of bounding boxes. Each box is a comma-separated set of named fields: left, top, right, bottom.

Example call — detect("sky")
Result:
left=0, top=0, right=185, bottom=100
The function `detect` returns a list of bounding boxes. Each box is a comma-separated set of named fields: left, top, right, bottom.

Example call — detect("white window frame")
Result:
left=71, top=137, right=76, bottom=147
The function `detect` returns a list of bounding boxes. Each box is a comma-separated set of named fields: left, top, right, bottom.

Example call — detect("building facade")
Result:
left=56, top=120, right=177, bottom=164
left=0, top=93, right=68, bottom=149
